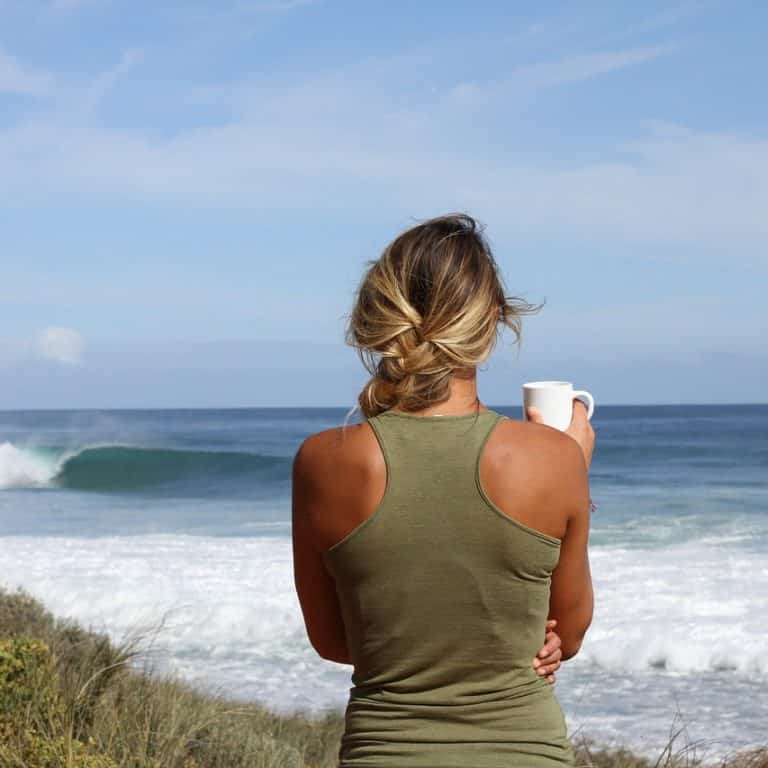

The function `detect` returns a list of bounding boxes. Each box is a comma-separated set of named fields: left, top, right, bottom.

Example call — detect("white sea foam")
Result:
left=0, top=533, right=765, bottom=760
left=0, top=442, right=57, bottom=489
left=584, top=544, right=768, bottom=677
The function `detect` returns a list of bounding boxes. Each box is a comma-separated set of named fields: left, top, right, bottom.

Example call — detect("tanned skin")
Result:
left=292, top=368, right=595, bottom=682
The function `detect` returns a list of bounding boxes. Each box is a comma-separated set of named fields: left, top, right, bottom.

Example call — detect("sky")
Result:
left=0, top=0, right=765, bottom=409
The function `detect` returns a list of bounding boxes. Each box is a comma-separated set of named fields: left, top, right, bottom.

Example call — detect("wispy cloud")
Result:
left=620, top=1, right=710, bottom=38
left=237, top=0, right=318, bottom=10
left=0, top=49, right=50, bottom=94
left=1, top=104, right=765, bottom=249
left=0, top=327, right=86, bottom=369
left=508, top=44, right=677, bottom=88
left=50, top=0, right=107, bottom=12
left=81, top=48, right=142, bottom=112
left=445, top=43, right=677, bottom=113
left=35, top=327, right=85, bottom=364
left=0, top=9, right=762, bottom=250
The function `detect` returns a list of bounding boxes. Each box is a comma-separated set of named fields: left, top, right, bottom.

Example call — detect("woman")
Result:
left=292, top=213, right=594, bottom=767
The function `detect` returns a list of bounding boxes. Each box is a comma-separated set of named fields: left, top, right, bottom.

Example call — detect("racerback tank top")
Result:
left=322, top=407, right=577, bottom=767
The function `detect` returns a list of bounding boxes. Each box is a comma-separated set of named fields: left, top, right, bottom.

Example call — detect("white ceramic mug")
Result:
left=522, top=381, right=595, bottom=432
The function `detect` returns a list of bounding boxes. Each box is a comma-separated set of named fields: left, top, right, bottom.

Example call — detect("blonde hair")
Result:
left=344, top=213, right=544, bottom=421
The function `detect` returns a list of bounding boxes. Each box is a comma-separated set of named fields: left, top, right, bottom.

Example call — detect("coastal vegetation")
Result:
left=0, top=586, right=764, bottom=768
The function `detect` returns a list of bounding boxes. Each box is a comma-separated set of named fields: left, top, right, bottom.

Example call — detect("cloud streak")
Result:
left=0, top=49, right=50, bottom=94
left=1, top=83, right=765, bottom=248
left=237, top=0, right=318, bottom=10
left=35, top=327, right=85, bottom=364
left=0, top=24, right=763, bottom=249
left=50, top=0, right=106, bottom=11
left=508, top=44, right=677, bottom=88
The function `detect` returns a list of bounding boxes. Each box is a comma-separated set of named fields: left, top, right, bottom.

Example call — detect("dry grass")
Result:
left=0, top=585, right=764, bottom=768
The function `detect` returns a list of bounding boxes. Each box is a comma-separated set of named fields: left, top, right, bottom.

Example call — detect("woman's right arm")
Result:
left=527, top=401, right=595, bottom=660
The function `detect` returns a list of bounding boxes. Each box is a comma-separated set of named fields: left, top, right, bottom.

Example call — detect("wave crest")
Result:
left=0, top=442, right=56, bottom=489
left=0, top=442, right=288, bottom=492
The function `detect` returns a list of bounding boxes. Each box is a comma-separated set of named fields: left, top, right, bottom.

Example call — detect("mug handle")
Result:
left=572, top=390, right=595, bottom=420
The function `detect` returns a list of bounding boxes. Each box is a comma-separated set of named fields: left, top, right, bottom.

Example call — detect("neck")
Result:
left=393, top=368, right=485, bottom=416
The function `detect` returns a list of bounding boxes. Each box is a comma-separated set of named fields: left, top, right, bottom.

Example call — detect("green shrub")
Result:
left=0, top=723, right=119, bottom=768
left=0, top=636, right=60, bottom=721
left=0, top=635, right=117, bottom=768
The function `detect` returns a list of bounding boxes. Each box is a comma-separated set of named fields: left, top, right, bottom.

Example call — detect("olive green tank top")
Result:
left=322, top=408, right=576, bottom=767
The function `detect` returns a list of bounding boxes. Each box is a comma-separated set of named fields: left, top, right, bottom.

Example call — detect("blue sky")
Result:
left=0, top=0, right=765, bottom=408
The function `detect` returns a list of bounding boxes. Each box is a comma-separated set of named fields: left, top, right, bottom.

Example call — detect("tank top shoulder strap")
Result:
left=367, top=408, right=507, bottom=495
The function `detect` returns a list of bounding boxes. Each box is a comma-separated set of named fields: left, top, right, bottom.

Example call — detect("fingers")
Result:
left=533, top=649, right=562, bottom=679
left=533, top=646, right=562, bottom=669
left=571, top=399, right=594, bottom=433
left=533, top=647, right=562, bottom=670
left=526, top=406, right=543, bottom=423
left=533, top=627, right=562, bottom=680
left=536, top=628, right=562, bottom=659
left=571, top=398, right=589, bottom=422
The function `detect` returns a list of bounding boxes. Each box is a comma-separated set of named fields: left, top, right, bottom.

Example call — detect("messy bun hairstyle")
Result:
left=344, top=213, right=544, bottom=420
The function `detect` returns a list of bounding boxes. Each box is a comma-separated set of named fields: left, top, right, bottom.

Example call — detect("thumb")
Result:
left=526, top=406, right=543, bottom=423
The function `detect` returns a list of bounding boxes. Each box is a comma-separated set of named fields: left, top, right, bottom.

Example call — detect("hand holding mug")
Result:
left=527, top=399, right=595, bottom=469
left=522, top=381, right=596, bottom=469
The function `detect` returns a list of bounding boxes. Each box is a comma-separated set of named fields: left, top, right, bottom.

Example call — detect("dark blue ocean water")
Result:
left=0, top=404, right=766, bottom=763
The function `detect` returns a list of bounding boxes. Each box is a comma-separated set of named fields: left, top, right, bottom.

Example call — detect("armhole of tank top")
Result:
left=474, top=414, right=562, bottom=548
left=323, top=415, right=392, bottom=557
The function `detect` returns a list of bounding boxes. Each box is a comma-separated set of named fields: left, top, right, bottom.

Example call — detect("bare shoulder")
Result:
left=491, top=416, right=583, bottom=469
left=482, top=416, right=588, bottom=536
left=515, top=419, right=590, bottom=518
left=292, top=423, right=384, bottom=551
left=294, top=423, right=378, bottom=476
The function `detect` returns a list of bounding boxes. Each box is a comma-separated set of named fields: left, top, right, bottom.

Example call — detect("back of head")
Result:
left=345, top=212, right=544, bottom=419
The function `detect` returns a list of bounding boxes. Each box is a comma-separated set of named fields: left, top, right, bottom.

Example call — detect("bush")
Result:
left=0, top=634, right=118, bottom=768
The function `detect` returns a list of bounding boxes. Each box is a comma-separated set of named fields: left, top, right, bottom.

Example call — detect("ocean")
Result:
left=0, top=405, right=766, bottom=763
